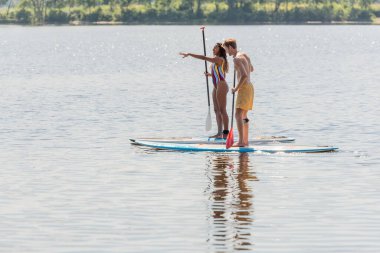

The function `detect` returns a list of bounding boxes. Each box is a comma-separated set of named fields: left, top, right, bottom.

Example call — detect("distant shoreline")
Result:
left=1, top=2, right=379, bottom=27
left=0, top=20, right=379, bottom=26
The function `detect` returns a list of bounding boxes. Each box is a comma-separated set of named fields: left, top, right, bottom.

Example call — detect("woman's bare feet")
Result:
left=209, top=133, right=223, bottom=139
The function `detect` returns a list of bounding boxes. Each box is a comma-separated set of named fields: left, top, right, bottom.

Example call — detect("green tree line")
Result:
left=0, top=0, right=379, bottom=24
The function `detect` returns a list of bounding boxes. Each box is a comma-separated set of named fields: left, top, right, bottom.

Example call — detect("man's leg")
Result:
left=242, top=110, right=249, bottom=146
left=233, top=108, right=244, bottom=146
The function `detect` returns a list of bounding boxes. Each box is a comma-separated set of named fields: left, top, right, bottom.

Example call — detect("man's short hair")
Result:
left=223, top=38, right=237, bottom=49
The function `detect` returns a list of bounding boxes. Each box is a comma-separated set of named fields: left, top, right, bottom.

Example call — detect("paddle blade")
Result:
left=226, top=128, right=234, bottom=149
left=205, top=108, right=212, bottom=131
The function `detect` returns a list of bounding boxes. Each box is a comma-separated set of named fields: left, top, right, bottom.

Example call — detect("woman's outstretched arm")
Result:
left=179, top=52, right=223, bottom=65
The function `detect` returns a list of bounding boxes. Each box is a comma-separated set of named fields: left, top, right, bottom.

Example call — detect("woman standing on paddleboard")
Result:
left=180, top=43, right=229, bottom=139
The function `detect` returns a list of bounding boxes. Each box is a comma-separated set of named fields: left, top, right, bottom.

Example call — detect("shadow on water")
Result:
left=205, top=153, right=259, bottom=251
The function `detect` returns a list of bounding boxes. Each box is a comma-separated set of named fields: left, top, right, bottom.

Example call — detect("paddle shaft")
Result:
left=201, top=28, right=211, bottom=107
left=230, top=71, right=236, bottom=129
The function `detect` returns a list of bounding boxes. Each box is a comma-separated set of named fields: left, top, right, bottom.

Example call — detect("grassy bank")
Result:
left=0, top=2, right=379, bottom=25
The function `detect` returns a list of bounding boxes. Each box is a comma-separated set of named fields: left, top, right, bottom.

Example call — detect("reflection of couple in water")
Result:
left=206, top=153, right=258, bottom=251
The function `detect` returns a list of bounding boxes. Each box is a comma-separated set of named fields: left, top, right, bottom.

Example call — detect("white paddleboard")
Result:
left=131, top=140, right=338, bottom=153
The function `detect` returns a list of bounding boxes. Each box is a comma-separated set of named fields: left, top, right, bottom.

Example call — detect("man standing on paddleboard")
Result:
left=223, top=39, right=254, bottom=147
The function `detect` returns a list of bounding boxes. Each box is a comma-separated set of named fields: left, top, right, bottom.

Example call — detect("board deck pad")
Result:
left=131, top=140, right=338, bottom=153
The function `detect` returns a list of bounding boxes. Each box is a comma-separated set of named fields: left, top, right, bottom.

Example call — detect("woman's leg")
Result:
left=216, top=81, right=229, bottom=138
left=210, top=88, right=222, bottom=138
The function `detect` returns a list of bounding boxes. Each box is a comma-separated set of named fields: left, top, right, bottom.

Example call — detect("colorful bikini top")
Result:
left=211, top=60, right=225, bottom=86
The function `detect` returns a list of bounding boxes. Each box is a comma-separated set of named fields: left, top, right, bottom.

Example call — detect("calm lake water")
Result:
left=0, top=25, right=379, bottom=252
